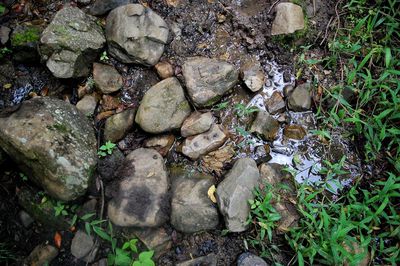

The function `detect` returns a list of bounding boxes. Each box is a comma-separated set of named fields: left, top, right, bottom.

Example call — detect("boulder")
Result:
left=182, top=57, right=238, bottom=107
left=107, top=148, right=169, bottom=227
left=39, top=6, right=105, bottom=78
left=288, top=83, right=312, bottom=111
left=182, top=124, right=228, bottom=160
left=271, top=3, right=305, bottom=35
left=170, top=168, right=219, bottom=233
left=237, top=253, right=268, bottom=266
left=135, top=77, right=191, bottom=134
left=216, top=158, right=260, bottom=232
left=181, top=111, right=213, bottom=137
left=105, top=4, right=169, bottom=66
left=10, top=24, right=42, bottom=62
left=89, top=0, right=137, bottom=16
left=0, top=97, right=97, bottom=201
left=93, top=63, right=123, bottom=94
left=104, top=109, right=136, bottom=143
left=249, top=111, right=280, bottom=141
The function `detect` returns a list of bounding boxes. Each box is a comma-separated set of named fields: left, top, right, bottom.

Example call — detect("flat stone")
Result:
left=76, top=95, right=97, bottom=116
left=93, top=63, right=123, bottom=94
left=271, top=3, right=305, bottom=35
left=237, top=252, right=268, bottom=266
left=71, top=230, right=95, bottom=259
left=216, top=158, right=260, bottom=232
left=106, top=4, right=169, bottom=66
left=181, top=111, right=213, bottom=137
left=155, top=61, right=174, bottom=79
left=266, top=91, right=285, bottom=114
left=107, top=148, right=169, bottom=227
left=24, top=244, right=58, bottom=266
left=241, top=61, right=265, bottom=92
left=135, top=77, right=191, bottom=134
left=182, top=57, right=238, bottom=107
left=176, top=254, right=218, bottom=266
left=288, top=83, right=312, bottom=111
left=182, top=124, right=228, bottom=160
left=104, top=109, right=136, bottom=142
left=144, top=135, right=175, bottom=157
left=283, top=124, right=307, bottom=140
left=250, top=111, right=280, bottom=141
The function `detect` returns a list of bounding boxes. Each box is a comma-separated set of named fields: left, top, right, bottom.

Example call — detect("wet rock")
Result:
left=283, top=85, right=294, bottom=97
left=288, top=83, right=312, bottom=111
left=97, top=148, right=124, bottom=181
left=106, top=4, right=169, bottom=66
left=170, top=168, right=219, bottom=233
left=181, top=111, right=213, bottom=137
left=144, top=135, right=175, bottom=157
left=283, top=124, right=307, bottom=140
left=241, top=61, right=265, bottom=92
left=155, top=61, right=174, bottom=79
left=19, top=210, right=34, bottom=228
left=93, top=63, right=123, bottom=94
left=271, top=3, right=305, bottom=35
left=39, top=6, right=105, bottom=78
left=11, top=24, right=42, bottom=62
left=266, top=91, right=285, bottom=114
left=259, top=163, right=299, bottom=232
left=89, top=0, right=137, bottom=16
left=104, top=109, right=136, bottom=142
left=76, top=95, right=97, bottom=116
left=182, top=57, right=238, bottom=107
left=250, top=111, right=280, bottom=141
left=107, top=148, right=169, bottom=227
left=24, top=244, right=58, bottom=266
left=135, top=77, right=191, bottom=134
left=0, top=26, right=11, bottom=45
left=176, top=254, right=218, bottom=266
left=216, top=158, right=260, bottom=232
left=182, top=124, right=228, bottom=160
left=237, top=252, right=268, bottom=266
left=0, top=97, right=97, bottom=201
left=71, top=230, right=96, bottom=261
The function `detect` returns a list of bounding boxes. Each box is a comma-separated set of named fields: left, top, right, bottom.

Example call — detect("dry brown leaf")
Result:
left=207, top=185, right=217, bottom=203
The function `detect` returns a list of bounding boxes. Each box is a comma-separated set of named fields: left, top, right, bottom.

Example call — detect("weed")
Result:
left=100, top=51, right=109, bottom=62
left=19, top=172, right=28, bottom=181
left=213, top=101, right=229, bottom=111
left=98, top=141, right=116, bottom=158
left=234, top=103, right=258, bottom=118
left=0, top=4, right=5, bottom=15
left=0, top=47, right=12, bottom=59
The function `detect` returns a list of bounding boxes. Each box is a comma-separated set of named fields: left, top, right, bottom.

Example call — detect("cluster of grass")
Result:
left=248, top=0, right=400, bottom=265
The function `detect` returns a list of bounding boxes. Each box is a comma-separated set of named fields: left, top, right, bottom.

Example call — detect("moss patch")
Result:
left=11, top=27, right=41, bottom=47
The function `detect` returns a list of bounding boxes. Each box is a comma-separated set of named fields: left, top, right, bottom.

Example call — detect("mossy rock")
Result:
left=10, top=24, right=42, bottom=62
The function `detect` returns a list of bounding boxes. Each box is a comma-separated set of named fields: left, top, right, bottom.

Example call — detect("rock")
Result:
left=237, top=253, right=268, bottom=266
left=97, top=148, right=124, bottom=181
left=182, top=124, right=228, bottom=160
left=288, top=83, right=312, bottom=111
left=89, top=0, right=137, bottom=16
left=101, top=95, right=121, bottom=111
left=241, top=61, right=265, bottom=92
left=181, top=111, right=213, bottom=137
left=77, top=0, right=91, bottom=4
left=271, top=3, right=305, bottom=35
left=106, top=4, right=169, bottom=66
left=76, top=95, right=97, bottom=116
left=93, top=63, right=123, bottom=94
left=107, top=148, right=169, bottom=227
left=155, top=61, right=174, bottom=79
left=249, top=111, right=280, bottom=141
left=77, top=198, right=98, bottom=217
left=170, top=168, right=219, bottom=233
left=0, top=97, right=97, bottom=201
left=135, top=77, right=191, bottom=134
left=10, top=24, right=42, bottom=62
left=283, top=125, right=307, bottom=140
left=201, top=144, right=235, bottom=176
left=24, top=244, right=58, bottom=266
left=283, top=85, right=294, bottom=97
left=144, top=135, right=175, bottom=157
left=39, top=6, right=105, bottom=78
left=0, top=26, right=11, bottom=45
left=259, top=163, right=299, bottom=232
left=343, top=241, right=370, bottom=266
left=71, top=230, right=97, bottom=262
left=104, top=109, right=136, bottom=142
left=19, top=210, right=34, bottom=228
left=266, top=91, right=285, bottom=114
left=176, top=254, right=218, bottom=266
left=216, top=158, right=260, bottom=232
left=182, top=57, right=239, bottom=107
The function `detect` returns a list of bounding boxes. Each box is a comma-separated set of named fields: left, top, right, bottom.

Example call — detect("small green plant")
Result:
left=0, top=47, right=12, bottom=59
left=19, top=172, right=28, bottom=181
left=10, top=27, right=41, bottom=46
left=98, top=141, right=116, bottom=158
left=54, top=201, right=68, bottom=216
left=100, top=51, right=109, bottom=62
left=0, top=4, right=5, bottom=15
left=213, top=101, right=229, bottom=111
left=234, top=103, right=258, bottom=118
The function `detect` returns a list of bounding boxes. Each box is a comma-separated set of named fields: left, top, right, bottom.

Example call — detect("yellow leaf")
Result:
left=207, top=185, right=217, bottom=203
left=3, top=83, right=12, bottom=89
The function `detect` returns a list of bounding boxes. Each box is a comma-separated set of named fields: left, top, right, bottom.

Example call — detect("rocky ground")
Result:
left=0, top=0, right=362, bottom=265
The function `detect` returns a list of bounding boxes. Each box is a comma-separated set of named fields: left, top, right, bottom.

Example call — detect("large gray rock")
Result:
left=107, top=148, right=169, bottom=227
left=0, top=97, right=97, bottom=201
left=249, top=111, right=280, bottom=141
left=288, top=83, right=312, bottom=111
left=237, top=253, right=268, bottom=266
left=104, top=109, right=136, bottom=143
left=181, top=111, right=213, bottom=137
left=182, top=124, right=228, bottom=160
left=135, top=77, right=191, bottom=134
left=216, top=158, right=260, bottom=232
left=39, top=7, right=105, bottom=78
left=182, top=57, right=238, bottom=107
left=271, top=3, right=305, bottom=35
left=106, top=4, right=169, bottom=66
left=170, top=168, right=219, bottom=233
left=89, top=0, right=137, bottom=16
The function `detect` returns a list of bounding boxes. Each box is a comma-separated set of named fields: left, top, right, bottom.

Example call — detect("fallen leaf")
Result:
left=3, top=83, right=12, bottom=89
left=207, top=185, right=217, bottom=203
left=54, top=231, right=62, bottom=249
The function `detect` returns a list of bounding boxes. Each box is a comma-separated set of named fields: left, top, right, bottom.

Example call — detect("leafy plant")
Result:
left=213, top=101, right=229, bottom=111
left=54, top=201, right=68, bottom=216
left=98, top=141, right=116, bottom=158
left=100, top=51, right=109, bottom=62
left=0, top=4, right=5, bottom=15
left=234, top=103, right=259, bottom=118
left=19, top=172, right=28, bottom=181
